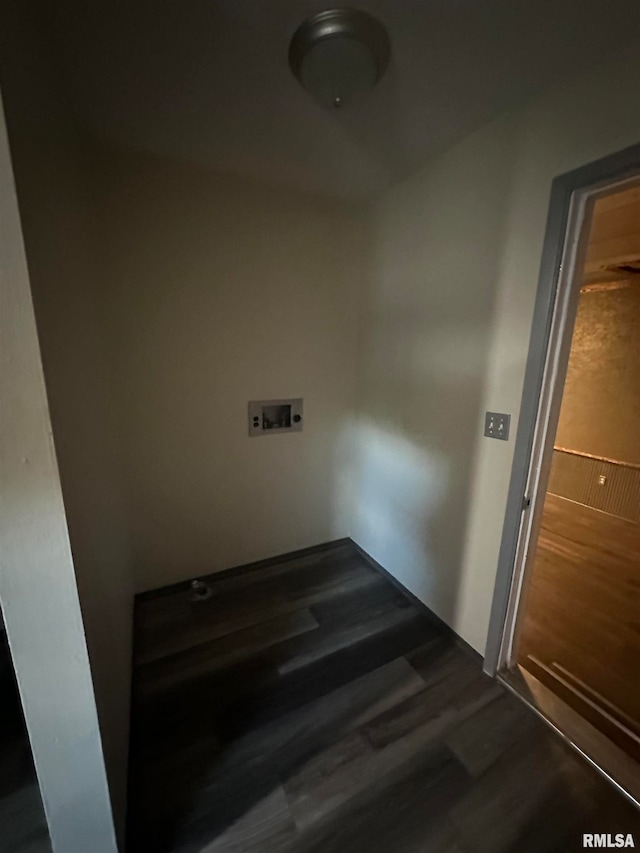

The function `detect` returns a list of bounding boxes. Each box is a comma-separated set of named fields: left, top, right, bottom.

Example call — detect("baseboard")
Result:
left=135, top=538, right=353, bottom=603
left=349, top=539, right=483, bottom=667
left=135, top=537, right=484, bottom=670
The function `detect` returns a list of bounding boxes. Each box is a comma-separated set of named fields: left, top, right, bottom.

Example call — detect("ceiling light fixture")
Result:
left=289, top=8, right=391, bottom=108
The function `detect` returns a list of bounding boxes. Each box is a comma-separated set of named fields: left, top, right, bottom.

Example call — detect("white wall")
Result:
left=92, top=147, right=367, bottom=592
left=351, top=112, right=519, bottom=630
left=0, top=92, right=118, bottom=853
left=5, top=18, right=640, bottom=838
left=0, top=2, right=133, bottom=840
left=16, top=140, right=134, bottom=838
left=352, top=41, right=640, bottom=654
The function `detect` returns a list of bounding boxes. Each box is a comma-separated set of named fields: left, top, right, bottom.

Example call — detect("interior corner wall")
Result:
left=0, top=3, right=133, bottom=840
left=350, top=111, right=520, bottom=634
left=91, top=146, right=367, bottom=593
left=351, top=39, right=640, bottom=655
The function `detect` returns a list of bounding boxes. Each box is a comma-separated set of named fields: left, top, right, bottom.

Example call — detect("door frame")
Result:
left=484, top=140, right=640, bottom=679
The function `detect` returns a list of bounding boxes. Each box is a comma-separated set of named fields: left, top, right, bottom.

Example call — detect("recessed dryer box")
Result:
left=248, top=398, right=303, bottom=436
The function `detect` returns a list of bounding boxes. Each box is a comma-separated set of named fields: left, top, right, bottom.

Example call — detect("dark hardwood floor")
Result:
left=128, top=541, right=640, bottom=853
left=0, top=630, right=51, bottom=853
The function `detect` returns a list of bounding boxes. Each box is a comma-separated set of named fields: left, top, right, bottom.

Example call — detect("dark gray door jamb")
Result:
left=483, top=141, right=640, bottom=677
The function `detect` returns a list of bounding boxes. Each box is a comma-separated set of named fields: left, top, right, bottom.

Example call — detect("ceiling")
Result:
left=33, top=0, right=640, bottom=201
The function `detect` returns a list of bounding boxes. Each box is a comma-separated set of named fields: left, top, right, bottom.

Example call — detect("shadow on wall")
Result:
left=347, top=113, right=519, bottom=631
left=0, top=2, right=135, bottom=835
left=348, top=311, right=490, bottom=626
left=349, top=419, right=449, bottom=595
left=89, top=144, right=367, bottom=593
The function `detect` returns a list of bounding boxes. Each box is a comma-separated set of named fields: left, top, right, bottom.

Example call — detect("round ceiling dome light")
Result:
left=289, top=9, right=391, bottom=108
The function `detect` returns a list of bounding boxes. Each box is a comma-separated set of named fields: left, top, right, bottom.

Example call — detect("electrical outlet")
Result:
left=484, top=412, right=511, bottom=441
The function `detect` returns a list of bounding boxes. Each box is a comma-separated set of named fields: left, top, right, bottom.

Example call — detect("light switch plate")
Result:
left=484, top=411, right=511, bottom=441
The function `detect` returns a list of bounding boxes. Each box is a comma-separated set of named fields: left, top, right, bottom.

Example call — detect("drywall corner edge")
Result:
left=0, top=91, right=119, bottom=852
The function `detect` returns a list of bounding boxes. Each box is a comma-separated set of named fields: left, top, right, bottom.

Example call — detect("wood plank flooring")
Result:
left=128, top=541, right=640, bottom=853
left=0, top=630, right=51, bottom=853
left=517, top=493, right=640, bottom=752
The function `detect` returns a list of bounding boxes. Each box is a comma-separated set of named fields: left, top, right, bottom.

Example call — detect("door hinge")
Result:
left=522, top=495, right=531, bottom=511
